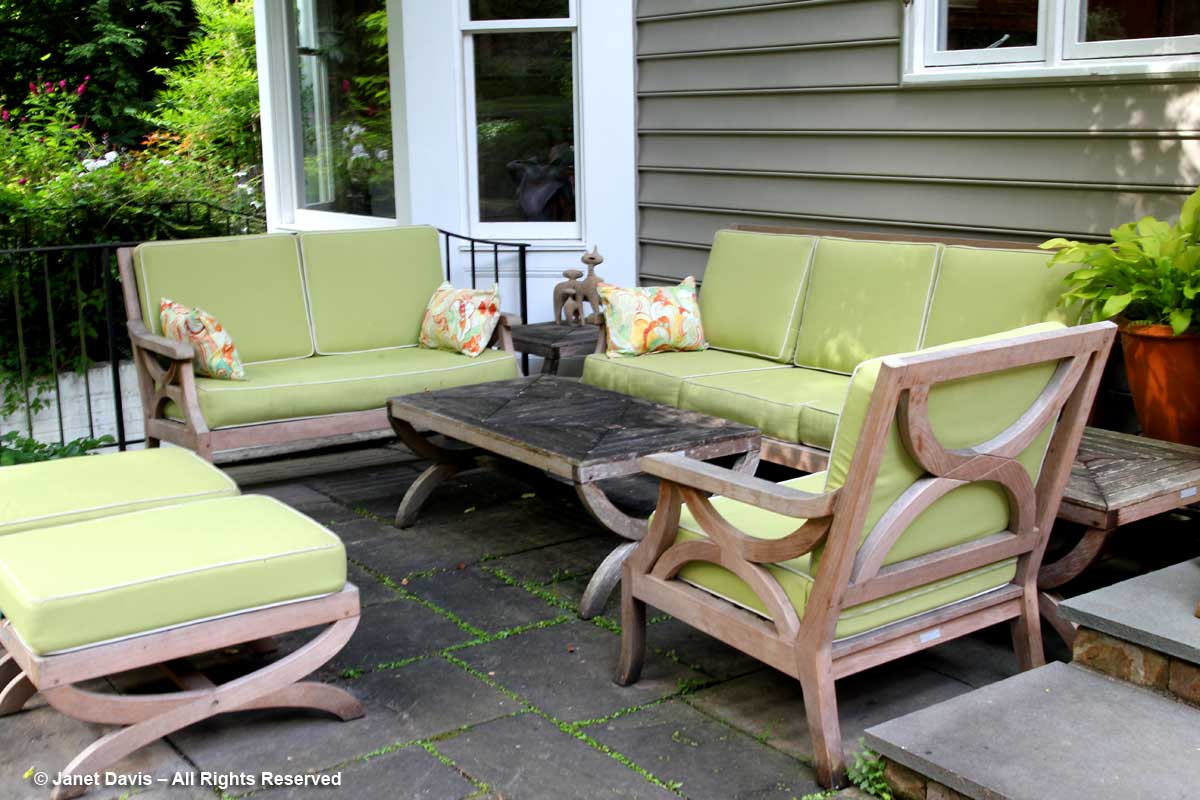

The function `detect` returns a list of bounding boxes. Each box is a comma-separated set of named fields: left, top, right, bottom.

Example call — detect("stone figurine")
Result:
left=578, top=247, right=605, bottom=325
left=553, top=270, right=584, bottom=325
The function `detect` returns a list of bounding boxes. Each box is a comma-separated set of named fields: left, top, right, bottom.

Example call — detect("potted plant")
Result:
left=1041, top=187, right=1200, bottom=446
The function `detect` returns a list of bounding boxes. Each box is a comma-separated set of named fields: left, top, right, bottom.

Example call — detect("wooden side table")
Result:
left=509, top=322, right=602, bottom=375
left=1040, top=427, right=1200, bottom=644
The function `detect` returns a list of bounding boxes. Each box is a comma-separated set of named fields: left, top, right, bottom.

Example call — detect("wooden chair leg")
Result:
left=798, top=658, right=846, bottom=789
left=614, top=573, right=646, bottom=686
left=1011, top=588, right=1047, bottom=670
left=0, top=652, right=21, bottom=688
left=42, top=617, right=361, bottom=800
left=0, top=672, right=37, bottom=716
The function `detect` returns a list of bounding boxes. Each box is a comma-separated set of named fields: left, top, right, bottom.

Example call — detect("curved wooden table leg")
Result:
left=1038, top=525, right=1113, bottom=590
left=45, top=616, right=361, bottom=800
left=1038, top=591, right=1078, bottom=649
left=576, top=483, right=649, bottom=542
left=0, top=652, right=22, bottom=689
left=580, top=542, right=639, bottom=620
left=0, top=672, right=37, bottom=716
left=396, top=462, right=463, bottom=528
left=732, top=448, right=760, bottom=476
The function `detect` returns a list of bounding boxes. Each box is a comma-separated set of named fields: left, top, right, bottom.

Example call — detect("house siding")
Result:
left=635, top=0, right=1200, bottom=284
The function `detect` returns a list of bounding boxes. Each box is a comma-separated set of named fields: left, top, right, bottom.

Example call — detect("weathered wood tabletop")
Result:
left=508, top=322, right=602, bottom=375
left=1041, top=427, right=1200, bottom=644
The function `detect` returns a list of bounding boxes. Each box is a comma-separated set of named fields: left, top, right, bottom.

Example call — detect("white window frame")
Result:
left=903, top=0, right=1200, bottom=85
left=459, top=0, right=583, bottom=240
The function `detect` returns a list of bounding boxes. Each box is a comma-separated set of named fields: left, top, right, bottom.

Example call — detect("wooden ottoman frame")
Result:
left=0, top=586, right=363, bottom=800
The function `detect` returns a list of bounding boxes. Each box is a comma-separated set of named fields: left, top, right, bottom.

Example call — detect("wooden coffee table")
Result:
left=508, top=322, right=602, bottom=375
left=387, top=375, right=761, bottom=618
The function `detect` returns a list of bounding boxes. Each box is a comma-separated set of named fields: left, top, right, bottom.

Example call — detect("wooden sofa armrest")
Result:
left=594, top=318, right=607, bottom=354
left=640, top=453, right=839, bottom=518
left=489, top=312, right=519, bottom=353
left=128, top=320, right=193, bottom=361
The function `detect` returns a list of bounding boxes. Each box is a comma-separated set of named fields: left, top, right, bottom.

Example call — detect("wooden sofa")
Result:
left=119, top=225, right=519, bottom=461
left=616, top=321, right=1116, bottom=788
left=585, top=226, right=1079, bottom=472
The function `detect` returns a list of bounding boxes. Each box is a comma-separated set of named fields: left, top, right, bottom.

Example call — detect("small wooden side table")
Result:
left=1040, top=427, right=1200, bottom=644
left=509, top=322, right=602, bottom=375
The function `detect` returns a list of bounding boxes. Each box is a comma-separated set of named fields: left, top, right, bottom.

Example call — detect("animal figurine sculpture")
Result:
left=578, top=247, right=605, bottom=324
left=561, top=292, right=583, bottom=327
left=553, top=270, right=584, bottom=325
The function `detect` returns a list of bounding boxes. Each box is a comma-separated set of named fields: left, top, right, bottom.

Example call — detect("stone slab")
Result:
left=436, top=712, right=677, bottom=800
left=864, top=661, right=1200, bottom=800
left=454, top=620, right=705, bottom=723
left=402, top=566, right=566, bottom=635
left=1061, top=558, right=1200, bottom=665
left=255, top=746, right=477, bottom=800
left=587, top=700, right=820, bottom=800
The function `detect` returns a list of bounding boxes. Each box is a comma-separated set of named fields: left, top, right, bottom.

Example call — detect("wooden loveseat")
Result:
left=585, top=226, right=1079, bottom=472
left=120, top=225, right=519, bottom=460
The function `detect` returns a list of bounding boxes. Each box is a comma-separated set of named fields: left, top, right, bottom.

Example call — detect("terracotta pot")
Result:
left=1119, top=322, right=1200, bottom=446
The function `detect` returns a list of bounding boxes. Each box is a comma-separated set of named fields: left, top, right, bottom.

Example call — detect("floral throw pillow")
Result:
left=599, top=277, right=708, bottom=358
left=419, top=282, right=502, bottom=358
left=159, top=299, right=246, bottom=380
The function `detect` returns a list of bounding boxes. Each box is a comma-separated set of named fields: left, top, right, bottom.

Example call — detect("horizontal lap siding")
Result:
left=634, top=0, right=1200, bottom=283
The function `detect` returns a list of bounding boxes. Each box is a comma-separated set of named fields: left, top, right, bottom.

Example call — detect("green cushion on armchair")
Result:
left=699, top=230, right=816, bottom=363
left=793, top=238, right=939, bottom=374
left=299, top=226, right=444, bottom=354
left=134, top=234, right=314, bottom=364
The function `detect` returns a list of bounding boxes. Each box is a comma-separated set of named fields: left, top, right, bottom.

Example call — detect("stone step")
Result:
left=863, top=661, right=1200, bottom=800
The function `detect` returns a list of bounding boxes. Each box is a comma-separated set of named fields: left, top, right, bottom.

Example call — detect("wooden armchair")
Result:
left=615, top=321, right=1116, bottom=787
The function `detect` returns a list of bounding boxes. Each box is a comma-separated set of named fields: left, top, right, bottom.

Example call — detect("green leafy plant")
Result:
left=1040, top=186, right=1200, bottom=335
left=0, top=431, right=113, bottom=466
left=847, top=741, right=893, bottom=799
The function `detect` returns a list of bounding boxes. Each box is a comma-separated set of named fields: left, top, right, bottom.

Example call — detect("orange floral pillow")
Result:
left=419, top=282, right=502, bottom=358
left=598, top=277, right=707, bottom=357
left=159, top=299, right=245, bottom=380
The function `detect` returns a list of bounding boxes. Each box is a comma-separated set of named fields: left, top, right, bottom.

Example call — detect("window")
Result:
left=905, top=0, right=1200, bottom=82
left=294, top=0, right=395, bottom=219
left=462, top=0, right=580, bottom=239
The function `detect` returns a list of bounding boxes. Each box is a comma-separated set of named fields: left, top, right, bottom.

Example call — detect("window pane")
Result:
left=939, top=0, right=1039, bottom=50
left=470, top=0, right=569, bottom=21
left=295, top=0, right=394, bottom=218
left=474, top=32, right=576, bottom=223
left=1080, top=0, right=1200, bottom=42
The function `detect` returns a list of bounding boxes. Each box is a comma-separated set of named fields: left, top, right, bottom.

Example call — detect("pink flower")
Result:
left=70, top=123, right=79, bottom=129
left=17, top=177, right=27, bottom=185
left=28, top=82, right=37, bottom=94
left=58, top=79, right=66, bottom=89
left=1, top=110, right=8, bottom=122
left=76, top=82, right=86, bottom=95
left=341, top=79, right=350, bottom=94
left=84, top=74, right=91, bottom=81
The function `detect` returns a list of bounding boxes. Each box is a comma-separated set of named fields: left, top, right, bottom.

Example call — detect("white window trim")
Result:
left=459, top=0, right=583, bottom=240
left=903, top=0, right=1200, bottom=85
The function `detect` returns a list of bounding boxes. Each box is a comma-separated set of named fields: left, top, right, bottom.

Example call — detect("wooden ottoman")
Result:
left=0, top=495, right=363, bottom=799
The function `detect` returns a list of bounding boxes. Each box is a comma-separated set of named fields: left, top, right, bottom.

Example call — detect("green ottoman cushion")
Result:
left=582, top=350, right=789, bottom=407
left=134, top=234, right=314, bottom=364
left=678, top=367, right=849, bottom=446
left=793, top=238, right=940, bottom=374
left=923, top=245, right=1080, bottom=347
left=0, top=448, right=239, bottom=537
left=300, top=226, right=444, bottom=354
left=168, top=348, right=519, bottom=429
left=0, top=495, right=346, bottom=654
left=699, top=230, right=816, bottom=363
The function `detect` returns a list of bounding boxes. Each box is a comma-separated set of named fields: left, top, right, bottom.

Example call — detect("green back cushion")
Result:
left=822, top=322, right=1065, bottom=570
left=923, top=246, right=1079, bottom=346
left=699, top=230, right=816, bottom=363
left=135, top=234, right=313, bottom=364
left=300, top=226, right=444, bottom=353
left=793, top=238, right=939, bottom=374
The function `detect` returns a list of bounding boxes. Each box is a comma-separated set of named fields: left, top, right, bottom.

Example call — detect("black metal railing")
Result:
left=1, top=202, right=265, bottom=451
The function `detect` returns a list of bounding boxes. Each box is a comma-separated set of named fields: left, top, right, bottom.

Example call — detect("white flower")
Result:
left=103, top=150, right=117, bottom=162
left=376, top=148, right=389, bottom=161
left=350, top=143, right=368, bottom=161
left=343, top=123, right=365, bottom=139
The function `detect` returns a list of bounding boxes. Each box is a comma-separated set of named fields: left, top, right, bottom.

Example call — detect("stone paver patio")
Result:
left=1, top=442, right=1071, bottom=800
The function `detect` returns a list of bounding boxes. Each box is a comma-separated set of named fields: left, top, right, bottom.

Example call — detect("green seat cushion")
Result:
left=0, top=448, right=239, bottom=536
left=793, top=238, right=940, bottom=374
left=923, top=246, right=1080, bottom=347
left=669, top=473, right=1017, bottom=639
left=678, top=367, right=849, bottom=447
left=134, top=234, right=314, bottom=364
left=582, top=350, right=788, bottom=407
left=0, top=495, right=345, bottom=655
left=168, top=348, right=518, bottom=429
left=700, top=230, right=816, bottom=363
left=299, top=226, right=444, bottom=354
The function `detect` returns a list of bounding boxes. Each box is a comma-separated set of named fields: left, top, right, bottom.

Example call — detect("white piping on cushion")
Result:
left=706, top=233, right=816, bottom=363
left=915, top=244, right=945, bottom=349
left=588, top=355, right=789, bottom=382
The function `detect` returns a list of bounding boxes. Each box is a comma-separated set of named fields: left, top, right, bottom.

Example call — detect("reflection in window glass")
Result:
left=474, top=32, right=576, bottom=223
left=939, top=0, right=1039, bottom=50
left=1081, top=0, right=1200, bottom=42
left=295, top=0, right=394, bottom=218
left=470, top=0, right=569, bottom=21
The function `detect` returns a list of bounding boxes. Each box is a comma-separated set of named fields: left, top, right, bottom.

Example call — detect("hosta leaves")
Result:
left=1169, top=308, right=1193, bottom=336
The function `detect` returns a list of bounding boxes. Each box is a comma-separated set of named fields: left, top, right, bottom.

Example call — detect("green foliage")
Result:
left=0, top=1, right=196, bottom=144
left=144, top=0, right=261, bottom=172
left=1041, top=186, right=1200, bottom=336
left=0, top=431, right=113, bottom=466
left=847, top=743, right=893, bottom=800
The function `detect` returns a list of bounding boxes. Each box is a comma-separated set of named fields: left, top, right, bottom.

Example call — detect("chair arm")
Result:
left=640, top=453, right=838, bottom=518
left=499, top=311, right=523, bottom=327
left=128, top=320, right=193, bottom=361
